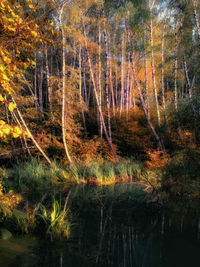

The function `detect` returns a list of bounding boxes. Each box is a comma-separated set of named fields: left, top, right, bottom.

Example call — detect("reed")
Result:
left=38, top=197, right=71, bottom=240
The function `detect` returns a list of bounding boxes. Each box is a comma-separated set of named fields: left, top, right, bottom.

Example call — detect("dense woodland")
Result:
left=0, top=0, right=200, bottom=161
left=0, top=0, right=200, bottom=240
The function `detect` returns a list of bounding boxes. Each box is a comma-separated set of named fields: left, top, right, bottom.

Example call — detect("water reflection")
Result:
left=0, top=194, right=200, bottom=267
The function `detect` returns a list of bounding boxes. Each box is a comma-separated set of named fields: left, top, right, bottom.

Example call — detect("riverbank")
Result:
left=0, top=149, right=200, bottom=240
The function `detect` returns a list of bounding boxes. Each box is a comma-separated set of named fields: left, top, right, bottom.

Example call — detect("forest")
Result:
left=0, top=0, right=200, bottom=265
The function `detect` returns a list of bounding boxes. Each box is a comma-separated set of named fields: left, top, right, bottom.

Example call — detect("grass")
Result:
left=1, top=149, right=200, bottom=241
left=65, top=157, right=144, bottom=185
left=0, top=156, right=158, bottom=239
left=38, top=197, right=71, bottom=240
left=4, top=159, right=70, bottom=198
left=1, top=157, right=151, bottom=199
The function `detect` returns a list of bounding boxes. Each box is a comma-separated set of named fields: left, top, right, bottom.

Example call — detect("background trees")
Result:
left=1, top=0, right=200, bottom=163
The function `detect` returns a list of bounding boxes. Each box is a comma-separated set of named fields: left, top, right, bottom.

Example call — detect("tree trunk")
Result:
left=82, top=21, right=117, bottom=159
left=11, top=110, right=31, bottom=157
left=79, top=45, right=87, bottom=133
left=131, top=52, right=163, bottom=150
left=34, top=52, right=38, bottom=110
left=144, top=29, right=150, bottom=119
left=174, top=27, right=178, bottom=110
left=174, top=26, right=184, bottom=143
left=11, top=96, right=52, bottom=165
left=39, top=58, right=43, bottom=113
left=120, top=33, right=125, bottom=116
left=98, top=23, right=103, bottom=137
left=103, top=29, right=112, bottom=141
left=115, top=62, right=118, bottom=110
left=61, top=28, right=72, bottom=164
left=149, top=0, right=161, bottom=126
left=108, top=32, right=115, bottom=117
left=183, top=54, right=192, bottom=99
left=126, top=51, right=131, bottom=121
left=45, top=45, right=52, bottom=112
left=192, top=0, right=200, bottom=45
left=161, top=31, right=167, bottom=122
left=83, top=64, right=88, bottom=104
left=126, top=25, right=131, bottom=120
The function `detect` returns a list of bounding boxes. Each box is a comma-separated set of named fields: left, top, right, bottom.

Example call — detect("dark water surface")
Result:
left=0, top=186, right=200, bottom=267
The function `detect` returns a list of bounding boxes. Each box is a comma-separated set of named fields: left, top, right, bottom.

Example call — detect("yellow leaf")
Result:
left=1, top=127, right=10, bottom=135
left=0, top=120, right=5, bottom=125
left=0, top=130, right=4, bottom=138
left=2, top=73, right=9, bottom=81
left=28, top=3, right=34, bottom=9
left=24, top=131, right=31, bottom=138
left=31, top=31, right=37, bottom=37
left=0, top=94, right=4, bottom=102
left=0, top=65, right=5, bottom=72
left=7, top=26, right=16, bottom=32
left=13, top=126, right=22, bottom=136
left=8, top=103, right=16, bottom=112
left=12, top=132, right=20, bottom=138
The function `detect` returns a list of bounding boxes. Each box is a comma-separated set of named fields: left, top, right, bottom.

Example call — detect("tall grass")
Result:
left=6, top=158, right=145, bottom=189
left=66, top=158, right=144, bottom=185
left=6, top=159, right=70, bottom=200
left=38, top=197, right=71, bottom=240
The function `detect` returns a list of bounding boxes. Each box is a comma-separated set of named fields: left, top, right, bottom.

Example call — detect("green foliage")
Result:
left=162, top=149, right=200, bottom=198
left=162, top=97, right=200, bottom=149
left=12, top=208, right=36, bottom=234
left=66, top=158, right=144, bottom=185
left=6, top=159, right=69, bottom=200
left=86, top=161, right=104, bottom=182
left=38, top=197, right=71, bottom=240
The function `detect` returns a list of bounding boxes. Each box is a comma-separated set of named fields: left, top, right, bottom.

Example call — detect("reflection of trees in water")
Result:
left=3, top=202, right=200, bottom=267
left=92, top=204, right=200, bottom=267
left=95, top=206, right=158, bottom=267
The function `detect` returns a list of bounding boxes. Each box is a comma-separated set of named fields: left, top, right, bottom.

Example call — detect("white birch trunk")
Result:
left=149, top=0, right=161, bottom=126
left=192, top=0, right=200, bottom=45
left=45, top=45, right=52, bottom=112
left=131, top=52, right=163, bottom=150
left=82, top=20, right=116, bottom=159
left=103, top=29, right=112, bottom=141
left=161, top=31, right=167, bottom=121
left=174, top=27, right=178, bottom=110
left=61, top=28, right=72, bottom=164
left=120, top=33, right=125, bottom=116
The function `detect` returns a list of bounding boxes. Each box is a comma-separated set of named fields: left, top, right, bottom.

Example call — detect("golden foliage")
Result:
left=8, top=102, right=16, bottom=112
left=0, top=121, right=28, bottom=140
left=0, top=179, right=22, bottom=211
left=146, top=150, right=169, bottom=170
left=112, top=107, right=153, bottom=154
left=77, top=137, right=117, bottom=164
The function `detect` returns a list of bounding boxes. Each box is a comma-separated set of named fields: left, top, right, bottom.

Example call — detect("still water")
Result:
left=0, top=186, right=200, bottom=267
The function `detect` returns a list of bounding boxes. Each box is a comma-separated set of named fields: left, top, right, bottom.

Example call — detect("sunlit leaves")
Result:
left=0, top=179, right=22, bottom=211
left=0, top=95, right=4, bottom=103
left=8, top=102, right=16, bottom=112
left=27, top=3, right=35, bottom=10
left=12, top=126, right=23, bottom=138
left=31, top=31, right=38, bottom=38
left=0, top=122, right=28, bottom=141
left=0, top=0, right=50, bottom=142
left=0, top=0, right=44, bottom=94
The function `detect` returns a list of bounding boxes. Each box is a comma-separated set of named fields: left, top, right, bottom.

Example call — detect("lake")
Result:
left=0, top=184, right=200, bottom=267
